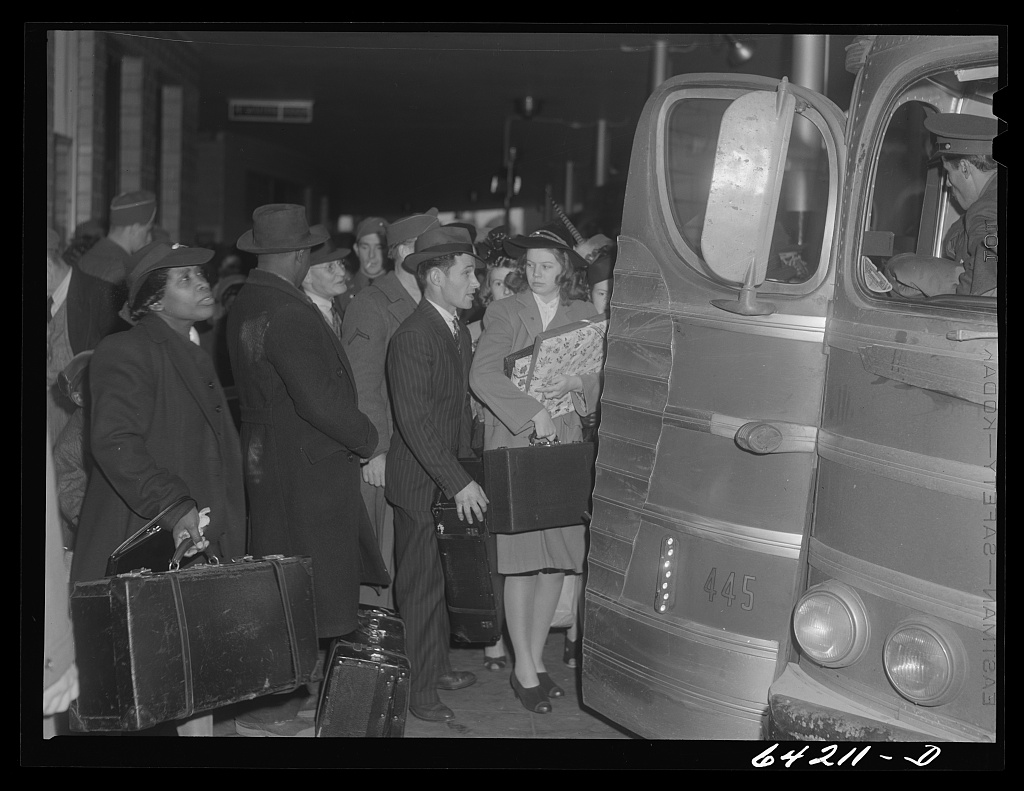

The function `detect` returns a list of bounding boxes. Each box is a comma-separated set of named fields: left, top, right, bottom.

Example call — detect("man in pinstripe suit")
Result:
left=385, top=226, right=489, bottom=722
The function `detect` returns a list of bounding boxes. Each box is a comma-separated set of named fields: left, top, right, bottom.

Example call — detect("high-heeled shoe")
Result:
left=483, top=653, right=507, bottom=672
left=535, top=672, right=564, bottom=698
left=510, top=672, right=551, bottom=714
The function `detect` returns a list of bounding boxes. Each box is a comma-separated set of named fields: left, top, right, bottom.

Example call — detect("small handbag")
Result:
left=105, top=495, right=192, bottom=577
left=550, top=573, right=581, bottom=630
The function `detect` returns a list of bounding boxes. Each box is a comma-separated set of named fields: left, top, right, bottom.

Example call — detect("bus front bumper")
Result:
left=766, top=663, right=946, bottom=742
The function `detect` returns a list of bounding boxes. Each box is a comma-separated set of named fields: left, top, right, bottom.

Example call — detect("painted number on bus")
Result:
left=704, top=568, right=755, bottom=611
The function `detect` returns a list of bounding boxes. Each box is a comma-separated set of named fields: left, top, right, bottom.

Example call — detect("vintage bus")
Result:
left=581, top=34, right=1000, bottom=741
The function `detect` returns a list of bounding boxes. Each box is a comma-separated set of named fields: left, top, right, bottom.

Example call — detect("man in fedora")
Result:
left=227, top=204, right=389, bottom=736
left=385, top=225, right=489, bottom=722
left=300, top=225, right=352, bottom=339
left=341, top=208, right=439, bottom=609
left=888, top=113, right=999, bottom=297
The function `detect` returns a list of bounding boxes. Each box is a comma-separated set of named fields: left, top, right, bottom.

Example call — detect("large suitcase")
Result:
left=315, top=605, right=410, bottom=737
left=483, top=441, right=596, bottom=533
left=432, top=458, right=503, bottom=644
left=69, top=554, right=321, bottom=732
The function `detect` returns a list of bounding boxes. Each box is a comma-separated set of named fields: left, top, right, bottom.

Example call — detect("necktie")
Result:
left=451, top=317, right=462, bottom=353
left=330, top=306, right=343, bottom=339
left=46, top=296, right=54, bottom=324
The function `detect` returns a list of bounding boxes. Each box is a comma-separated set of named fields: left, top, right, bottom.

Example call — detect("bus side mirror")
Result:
left=702, top=79, right=795, bottom=316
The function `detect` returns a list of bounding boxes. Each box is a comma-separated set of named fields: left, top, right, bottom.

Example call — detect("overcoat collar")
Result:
left=511, top=288, right=570, bottom=337
left=247, top=268, right=356, bottom=382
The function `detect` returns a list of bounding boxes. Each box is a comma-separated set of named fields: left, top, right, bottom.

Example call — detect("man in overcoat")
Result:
left=227, top=205, right=389, bottom=735
left=228, top=204, right=388, bottom=639
left=385, top=225, right=489, bottom=722
left=342, top=207, right=438, bottom=608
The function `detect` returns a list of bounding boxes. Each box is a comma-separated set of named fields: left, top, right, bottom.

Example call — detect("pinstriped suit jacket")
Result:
left=385, top=300, right=474, bottom=512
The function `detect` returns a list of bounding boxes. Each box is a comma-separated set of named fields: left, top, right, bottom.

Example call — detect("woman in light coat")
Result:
left=469, top=225, right=600, bottom=713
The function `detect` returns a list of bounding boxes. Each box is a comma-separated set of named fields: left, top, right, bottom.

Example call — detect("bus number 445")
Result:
left=704, top=569, right=755, bottom=610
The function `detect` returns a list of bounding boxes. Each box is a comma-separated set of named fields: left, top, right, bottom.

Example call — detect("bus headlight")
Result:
left=792, top=582, right=870, bottom=667
left=883, top=618, right=966, bottom=706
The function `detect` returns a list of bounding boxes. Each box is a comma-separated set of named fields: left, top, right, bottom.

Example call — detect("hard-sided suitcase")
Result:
left=69, top=554, right=321, bottom=732
left=483, top=441, right=596, bottom=533
left=432, top=458, right=503, bottom=644
left=315, top=605, right=410, bottom=737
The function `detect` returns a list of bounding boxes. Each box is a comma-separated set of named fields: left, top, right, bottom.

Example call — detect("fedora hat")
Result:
left=308, top=225, right=352, bottom=266
left=445, top=221, right=480, bottom=242
left=237, top=204, right=329, bottom=254
left=401, top=225, right=482, bottom=274
left=127, top=242, right=215, bottom=305
left=504, top=222, right=587, bottom=270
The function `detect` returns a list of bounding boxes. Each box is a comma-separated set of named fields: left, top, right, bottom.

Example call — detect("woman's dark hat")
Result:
left=586, top=249, right=615, bottom=287
left=308, top=225, right=352, bottom=266
left=475, top=225, right=515, bottom=267
left=236, top=204, right=329, bottom=254
left=127, top=242, right=215, bottom=305
left=503, top=222, right=587, bottom=270
left=401, top=226, right=483, bottom=274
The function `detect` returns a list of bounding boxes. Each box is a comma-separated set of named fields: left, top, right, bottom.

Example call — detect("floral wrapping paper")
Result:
left=506, top=319, right=607, bottom=418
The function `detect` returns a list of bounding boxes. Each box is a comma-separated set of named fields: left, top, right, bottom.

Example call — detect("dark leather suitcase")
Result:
left=432, top=458, right=504, bottom=644
left=483, top=441, right=596, bottom=533
left=69, top=554, right=321, bottom=732
left=316, top=605, right=410, bottom=737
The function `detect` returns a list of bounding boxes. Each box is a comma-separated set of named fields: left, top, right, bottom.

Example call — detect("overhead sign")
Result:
left=228, top=99, right=314, bottom=124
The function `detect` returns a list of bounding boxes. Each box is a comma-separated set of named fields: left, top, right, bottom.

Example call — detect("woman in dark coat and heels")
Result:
left=70, top=242, right=246, bottom=735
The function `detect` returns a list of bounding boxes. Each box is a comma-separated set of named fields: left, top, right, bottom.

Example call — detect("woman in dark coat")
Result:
left=71, top=242, right=246, bottom=586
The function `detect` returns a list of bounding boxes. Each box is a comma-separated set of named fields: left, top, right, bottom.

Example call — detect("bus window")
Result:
left=861, top=68, right=999, bottom=304
left=665, top=96, right=831, bottom=286
left=868, top=101, right=934, bottom=257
